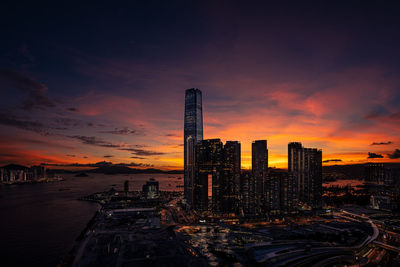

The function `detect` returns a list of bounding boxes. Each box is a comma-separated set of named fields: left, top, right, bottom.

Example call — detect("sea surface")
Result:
left=0, top=173, right=183, bottom=267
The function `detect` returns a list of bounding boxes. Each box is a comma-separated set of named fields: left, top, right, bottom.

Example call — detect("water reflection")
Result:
left=0, top=173, right=182, bottom=267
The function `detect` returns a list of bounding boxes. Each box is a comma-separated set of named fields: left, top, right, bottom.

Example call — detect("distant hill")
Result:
left=87, top=165, right=183, bottom=175
left=323, top=163, right=400, bottom=180
left=1, top=164, right=29, bottom=170
left=1, top=164, right=183, bottom=175
left=8, top=163, right=400, bottom=177
left=323, top=164, right=365, bottom=179
left=87, top=163, right=399, bottom=176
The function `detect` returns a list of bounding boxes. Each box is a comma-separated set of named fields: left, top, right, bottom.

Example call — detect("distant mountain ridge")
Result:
left=87, top=165, right=183, bottom=174
left=49, top=163, right=400, bottom=176
left=1, top=164, right=29, bottom=170
left=323, top=163, right=400, bottom=180
left=1, top=164, right=183, bottom=174
left=3, top=163, right=400, bottom=177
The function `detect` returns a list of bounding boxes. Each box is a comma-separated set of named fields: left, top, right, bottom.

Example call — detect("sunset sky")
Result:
left=1, top=1, right=400, bottom=169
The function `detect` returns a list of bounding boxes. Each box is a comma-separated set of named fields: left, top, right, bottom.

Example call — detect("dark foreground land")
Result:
left=60, top=189, right=400, bottom=267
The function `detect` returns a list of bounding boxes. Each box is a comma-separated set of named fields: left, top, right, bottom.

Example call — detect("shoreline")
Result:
left=58, top=208, right=100, bottom=267
left=0, top=177, right=64, bottom=186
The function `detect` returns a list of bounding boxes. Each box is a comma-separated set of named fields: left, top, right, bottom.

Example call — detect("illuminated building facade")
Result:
left=184, top=88, right=203, bottom=206
left=194, top=139, right=223, bottom=211
left=288, top=142, right=322, bottom=209
left=252, top=140, right=268, bottom=214
left=221, top=141, right=241, bottom=213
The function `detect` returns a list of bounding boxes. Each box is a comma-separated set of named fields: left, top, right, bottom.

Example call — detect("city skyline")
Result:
left=0, top=84, right=398, bottom=170
left=1, top=2, right=400, bottom=169
left=2, top=2, right=400, bottom=266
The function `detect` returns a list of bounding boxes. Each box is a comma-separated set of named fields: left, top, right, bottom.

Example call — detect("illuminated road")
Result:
left=373, top=241, right=400, bottom=253
left=333, top=210, right=379, bottom=249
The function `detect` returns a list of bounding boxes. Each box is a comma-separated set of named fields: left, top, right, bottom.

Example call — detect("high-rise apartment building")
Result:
left=240, top=171, right=255, bottom=215
left=221, top=141, right=241, bottom=213
left=264, top=170, right=281, bottom=214
left=184, top=88, right=203, bottom=206
left=194, top=139, right=223, bottom=211
left=193, top=139, right=242, bottom=213
left=279, top=171, right=297, bottom=213
left=252, top=140, right=268, bottom=213
left=288, top=142, right=322, bottom=209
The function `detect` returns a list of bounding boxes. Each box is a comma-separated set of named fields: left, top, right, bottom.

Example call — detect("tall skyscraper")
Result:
left=193, top=139, right=242, bottom=213
left=184, top=88, right=203, bottom=206
left=194, top=139, right=222, bottom=211
left=288, top=142, right=322, bottom=209
left=221, top=141, right=241, bottom=213
left=252, top=140, right=268, bottom=214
